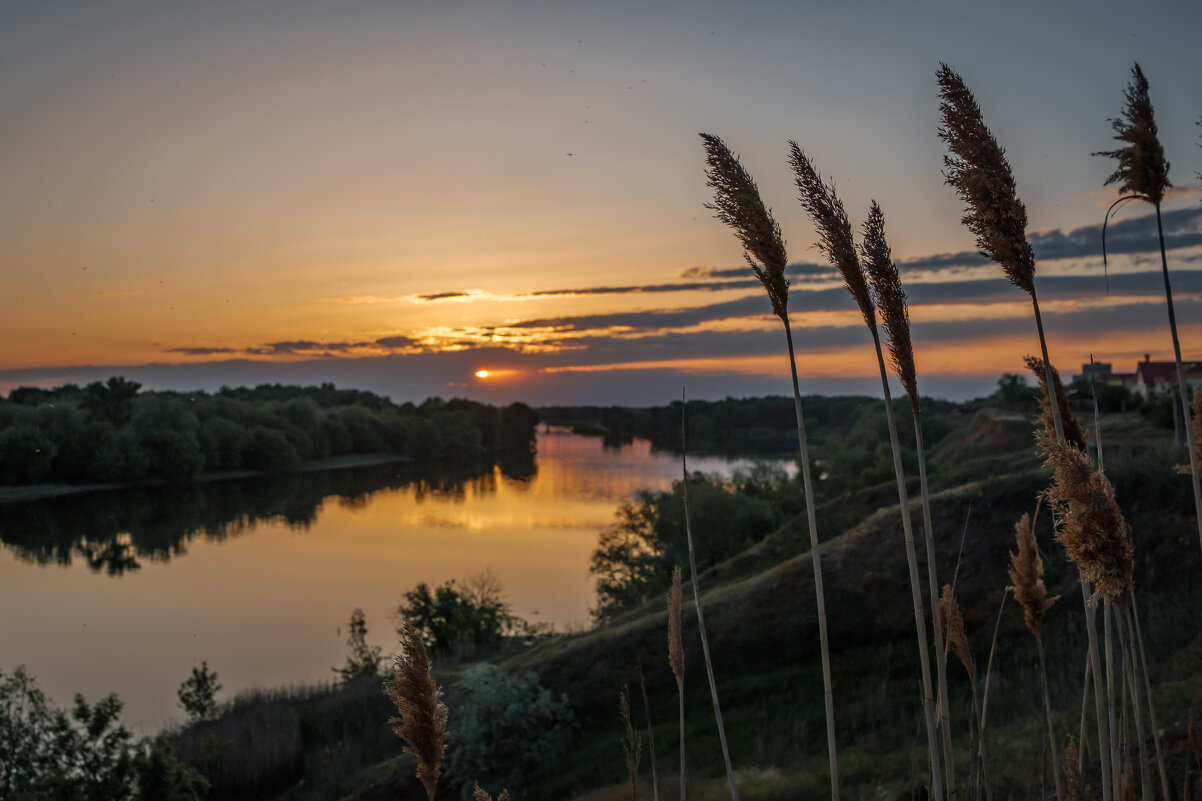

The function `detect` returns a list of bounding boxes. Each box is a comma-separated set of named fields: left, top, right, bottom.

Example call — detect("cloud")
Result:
left=415, top=290, right=474, bottom=302
left=374, top=335, right=416, bottom=349
left=163, top=347, right=241, bottom=356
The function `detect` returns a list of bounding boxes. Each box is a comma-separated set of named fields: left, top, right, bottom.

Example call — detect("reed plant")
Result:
left=937, top=63, right=1113, bottom=801
left=1008, top=511, right=1062, bottom=801
left=789, top=146, right=945, bottom=801
left=860, top=199, right=956, bottom=797
left=385, top=617, right=449, bottom=801
left=620, top=685, right=642, bottom=801
left=637, top=663, right=660, bottom=801
left=701, top=132, right=837, bottom=801
left=1095, top=62, right=1202, bottom=560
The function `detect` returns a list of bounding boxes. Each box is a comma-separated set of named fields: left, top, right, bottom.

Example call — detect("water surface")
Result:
left=0, top=429, right=786, bottom=732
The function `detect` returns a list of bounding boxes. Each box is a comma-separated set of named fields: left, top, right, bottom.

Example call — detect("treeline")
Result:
left=0, top=378, right=539, bottom=486
left=542, top=395, right=962, bottom=455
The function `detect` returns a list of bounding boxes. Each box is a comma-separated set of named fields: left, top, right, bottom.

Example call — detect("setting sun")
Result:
left=475, top=370, right=490, bottom=378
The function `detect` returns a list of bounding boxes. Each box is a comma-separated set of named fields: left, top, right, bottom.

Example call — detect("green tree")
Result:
left=0, top=667, right=204, bottom=801
left=81, top=377, right=141, bottom=426
left=334, top=608, right=383, bottom=682
left=398, top=572, right=515, bottom=656
left=177, top=662, right=221, bottom=723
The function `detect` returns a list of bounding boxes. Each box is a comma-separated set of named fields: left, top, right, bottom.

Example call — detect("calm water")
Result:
left=0, top=429, right=787, bottom=733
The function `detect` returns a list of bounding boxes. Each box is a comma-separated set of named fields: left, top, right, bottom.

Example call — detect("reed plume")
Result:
left=789, top=144, right=944, bottom=801
left=385, top=617, right=449, bottom=801
left=1094, top=63, right=1170, bottom=205
left=1095, top=62, right=1202, bottom=559
left=1065, top=738, right=1090, bottom=801
left=702, top=133, right=836, bottom=800
left=937, top=63, right=1065, bottom=445
left=939, top=584, right=974, bottom=683
left=1025, top=356, right=1087, bottom=452
left=1008, top=512, right=1059, bottom=638
left=860, top=200, right=955, bottom=795
left=668, top=566, right=686, bottom=801
left=700, top=132, right=789, bottom=320
left=1040, top=437, right=1134, bottom=607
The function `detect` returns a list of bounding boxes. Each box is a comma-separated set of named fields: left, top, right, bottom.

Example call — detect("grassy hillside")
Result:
left=167, top=405, right=1202, bottom=801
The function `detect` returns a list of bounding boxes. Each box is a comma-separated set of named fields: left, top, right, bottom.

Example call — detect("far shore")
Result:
left=0, top=453, right=414, bottom=506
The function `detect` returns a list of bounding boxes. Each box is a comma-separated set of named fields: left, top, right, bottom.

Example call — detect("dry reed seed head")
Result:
left=1024, top=355, right=1088, bottom=451
left=788, top=142, right=876, bottom=329
left=860, top=200, right=919, bottom=414
left=1093, top=63, right=1171, bottom=206
left=668, top=566, right=685, bottom=688
left=1064, top=737, right=1090, bottom=801
left=385, top=617, right=449, bottom=801
left=939, top=583, right=976, bottom=682
left=700, top=133, right=790, bottom=319
left=1040, top=436, right=1134, bottom=606
left=936, top=64, right=1036, bottom=295
left=474, top=784, right=491, bottom=801
left=498, top=791, right=510, bottom=801
left=1008, top=512, right=1059, bottom=638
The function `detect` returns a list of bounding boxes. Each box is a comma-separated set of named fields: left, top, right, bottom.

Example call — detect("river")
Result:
left=0, top=428, right=789, bottom=733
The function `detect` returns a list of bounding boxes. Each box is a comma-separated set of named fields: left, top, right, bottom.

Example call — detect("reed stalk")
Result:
left=638, top=662, right=660, bottom=801
left=1130, top=595, right=1171, bottom=801
left=789, top=146, right=943, bottom=799
left=1095, top=62, right=1202, bottom=558
left=701, top=132, right=835, bottom=800
left=938, top=63, right=1111, bottom=800
left=977, top=585, right=1007, bottom=801
left=620, top=686, right=642, bottom=801
left=679, top=393, right=738, bottom=801
left=668, top=566, right=686, bottom=801
left=1117, top=606, right=1152, bottom=801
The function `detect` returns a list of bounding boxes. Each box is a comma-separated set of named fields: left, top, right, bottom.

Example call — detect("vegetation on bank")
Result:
left=0, top=379, right=538, bottom=486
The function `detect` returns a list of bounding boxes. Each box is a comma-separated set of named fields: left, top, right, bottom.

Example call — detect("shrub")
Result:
left=446, top=665, right=577, bottom=798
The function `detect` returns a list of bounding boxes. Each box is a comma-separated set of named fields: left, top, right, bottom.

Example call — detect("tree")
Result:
left=398, top=572, right=515, bottom=656
left=177, top=662, right=221, bottom=723
left=334, top=608, right=383, bottom=682
left=0, top=666, right=204, bottom=800
left=82, top=377, right=141, bottom=427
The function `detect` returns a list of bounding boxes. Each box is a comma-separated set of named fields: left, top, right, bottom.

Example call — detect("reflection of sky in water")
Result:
left=0, top=430, right=789, bottom=733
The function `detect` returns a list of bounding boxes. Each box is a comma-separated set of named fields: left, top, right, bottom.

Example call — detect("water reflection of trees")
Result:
left=0, top=457, right=538, bottom=576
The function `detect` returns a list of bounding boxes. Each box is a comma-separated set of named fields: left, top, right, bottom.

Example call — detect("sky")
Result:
left=2, top=0, right=1201, bottom=406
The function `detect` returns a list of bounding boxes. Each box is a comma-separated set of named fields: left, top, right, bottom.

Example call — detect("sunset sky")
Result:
left=2, top=1, right=1201, bottom=405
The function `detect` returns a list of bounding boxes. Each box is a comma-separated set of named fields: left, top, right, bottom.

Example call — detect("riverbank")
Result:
left=0, top=452, right=413, bottom=505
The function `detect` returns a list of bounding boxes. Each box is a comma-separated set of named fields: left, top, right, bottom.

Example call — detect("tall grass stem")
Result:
left=783, top=319, right=841, bottom=800
left=679, top=395, right=738, bottom=801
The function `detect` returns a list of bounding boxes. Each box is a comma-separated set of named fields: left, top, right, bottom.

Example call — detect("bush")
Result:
left=446, top=665, right=577, bottom=798
left=0, top=424, right=55, bottom=484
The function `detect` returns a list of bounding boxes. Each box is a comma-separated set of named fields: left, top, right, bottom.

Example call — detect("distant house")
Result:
left=1071, top=360, right=1136, bottom=391
left=1072, top=354, right=1202, bottom=397
left=1132, top=356, right=1202, bottom=398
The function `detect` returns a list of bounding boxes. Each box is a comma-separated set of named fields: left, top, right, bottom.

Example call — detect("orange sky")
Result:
left=2, top=2, right=1201, bottom=403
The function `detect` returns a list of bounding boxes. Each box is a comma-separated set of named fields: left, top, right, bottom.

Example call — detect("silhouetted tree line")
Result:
left=0, top=378, right=539, bottom=486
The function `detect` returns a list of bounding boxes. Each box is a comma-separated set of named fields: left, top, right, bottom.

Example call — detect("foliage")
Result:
left=398, top=572, right=517, bottom=657
left=335, top=608, right=384, bottom=682
left=0, top=666, right=205, bottom=801
left=445, top=664, right=577, bottom=798
left=178, top=661, right=222, bottom=723
left=0, top=379, right=539, bottom=486
left=589, top=469, right=789, bottom=620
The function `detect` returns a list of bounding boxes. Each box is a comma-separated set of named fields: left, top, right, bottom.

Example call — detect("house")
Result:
left=1131, top=355, right=1202, bottom=398
left=1072, top=355, right=1202, bottom=397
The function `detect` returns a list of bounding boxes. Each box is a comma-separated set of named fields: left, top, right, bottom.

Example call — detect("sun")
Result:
left=475, top=370, right=490, bottom=378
